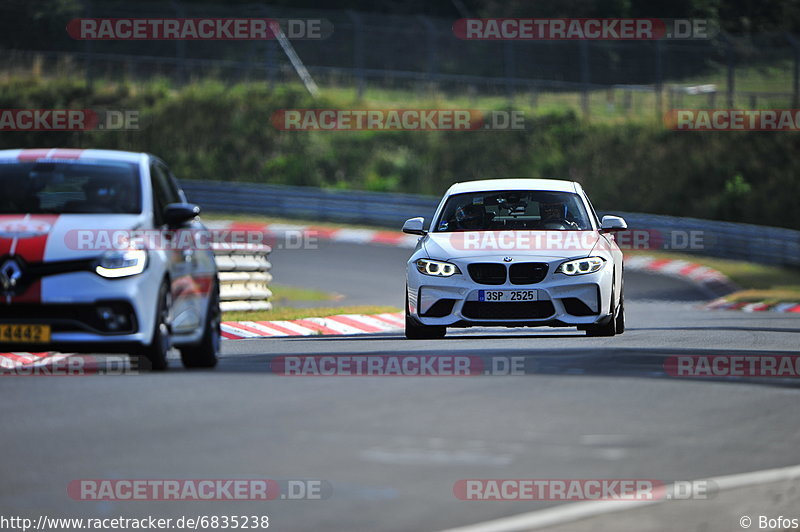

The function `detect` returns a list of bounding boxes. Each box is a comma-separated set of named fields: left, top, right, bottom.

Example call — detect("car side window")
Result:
left=584, top=195, right=601, bottom=228
left=150, top=163, right=175, bottom=226
left=165, top=168, right=188, bottom=203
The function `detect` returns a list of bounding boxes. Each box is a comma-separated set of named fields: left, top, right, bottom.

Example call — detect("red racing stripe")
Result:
left=17, top=149, right=53, bottom=162
left=17, top=148, right=85, bottom=161
left=50, top=149, right=85, bottom=159
left=9, top=215, right=60, bottom=303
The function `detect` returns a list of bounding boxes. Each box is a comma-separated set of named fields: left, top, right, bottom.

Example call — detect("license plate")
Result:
left=478, top=290, right=538, bottom=302
left=0, top=324, right=51, bottom=343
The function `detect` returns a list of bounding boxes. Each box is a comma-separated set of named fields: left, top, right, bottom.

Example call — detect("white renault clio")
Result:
left=404, top=178, right=627, bottom=339
left=0, top=148, right=220, bottom=369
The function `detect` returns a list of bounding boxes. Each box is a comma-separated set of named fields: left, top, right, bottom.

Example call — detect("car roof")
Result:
left=0, top=148, right=147, bottom=164
left=445, top=178, right=579, bottom=195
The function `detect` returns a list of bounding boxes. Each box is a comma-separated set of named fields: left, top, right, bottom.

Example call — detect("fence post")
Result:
left=83, top=0, right=94, bottom=89
left=580, top=40, right=590, bottom=119
left=720, top=32, right=736, bottom=107
left=655, top=39, right=664, bottom=123
left=416, top=15, right=437, bottom=83
left=347, top=10, right=366, bottom=100
left=170, top=0, right=187, bottom=83
left=259, top=6, right=278, bottom=86
left=786, top=33, right=800, bottom=108
left=504, top=41, right=516, bottom=104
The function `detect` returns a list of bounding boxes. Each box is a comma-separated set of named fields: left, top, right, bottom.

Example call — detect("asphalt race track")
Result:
left=2, top=240, right=800, bottom=532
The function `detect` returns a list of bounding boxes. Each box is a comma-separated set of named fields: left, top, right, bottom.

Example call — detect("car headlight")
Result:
left=416, top=258, right=461, bottom=277
left=95, top=249, right=148, bottom=278
left=556, top=256, right=606, bottom=275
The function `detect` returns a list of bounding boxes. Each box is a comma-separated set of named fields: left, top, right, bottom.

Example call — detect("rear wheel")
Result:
left=133, top=281, right=171, bottom=371
left=179, top=282, right=220, bottom=369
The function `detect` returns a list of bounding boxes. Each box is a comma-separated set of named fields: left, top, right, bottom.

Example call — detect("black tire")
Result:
left=133, top=281, right=171, bottom=371
left=615, top=297, right=625, bottom=334
left=405, top=313, right=446, bottom=339
left=179, top=282, right=220, bottom=369
left=585, top=283, right=621, bottom=338
left=404, top=292, right=446, bottom=339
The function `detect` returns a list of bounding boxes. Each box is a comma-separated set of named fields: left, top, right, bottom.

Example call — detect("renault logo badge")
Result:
left=0, top=258, right=22, bottom=290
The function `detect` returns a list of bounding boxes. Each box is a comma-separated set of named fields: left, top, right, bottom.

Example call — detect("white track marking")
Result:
left=438, top=463, right=800, bottom=532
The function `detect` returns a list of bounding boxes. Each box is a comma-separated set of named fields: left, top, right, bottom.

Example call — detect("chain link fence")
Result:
left=3, top=1, right=800, bottom=119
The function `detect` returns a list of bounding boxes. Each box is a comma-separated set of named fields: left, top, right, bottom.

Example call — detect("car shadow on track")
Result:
left=635, top=326, right=800, bottom=334
left=211, top=342, right=800, bottom=389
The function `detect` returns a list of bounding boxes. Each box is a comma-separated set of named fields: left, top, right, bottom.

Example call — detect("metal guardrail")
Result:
left=183, top=180, right=800, bottom=268
left=183, top=180, right=440, bottom=228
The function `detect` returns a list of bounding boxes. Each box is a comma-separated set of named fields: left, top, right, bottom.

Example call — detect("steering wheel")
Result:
left=541, top=219, right=580, bottom=230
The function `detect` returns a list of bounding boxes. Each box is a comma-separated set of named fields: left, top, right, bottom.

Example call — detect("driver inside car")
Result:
left=453, top=203, right=490, bottom=230
left=81, top=177, right=133, bottom=213
left=539, top=201, right=579, bottom=229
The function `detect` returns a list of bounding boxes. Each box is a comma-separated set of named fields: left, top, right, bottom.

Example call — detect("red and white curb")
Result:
left=622, top=255, right=737, bottom=297
left=704, top=299, right=800, bottom=313
left=222, top=312, right=404, bottom=339
left=0, top=352, right=72, bottom=371
left=1, top=313, right=405, bottom=362
left=208, top=221, right=419, bottom=248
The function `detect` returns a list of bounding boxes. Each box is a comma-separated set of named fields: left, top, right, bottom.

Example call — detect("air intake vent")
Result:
left=467, top=263, right=506, bottom=285
left=462, top=301, right=556, bottom=319
left=509, top=263, right=548, bottom=284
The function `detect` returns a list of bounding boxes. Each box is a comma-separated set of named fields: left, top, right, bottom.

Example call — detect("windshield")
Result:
left=434, top=190, right=593, bottom=231
left=0, top=161, right=141, bottom=215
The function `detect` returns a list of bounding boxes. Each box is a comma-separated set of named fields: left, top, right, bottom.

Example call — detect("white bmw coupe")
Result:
left=404, top=178, right=627, bottom=339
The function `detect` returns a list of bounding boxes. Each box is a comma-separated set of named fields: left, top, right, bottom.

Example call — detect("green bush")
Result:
left=1, top=78, right=799, bottom=229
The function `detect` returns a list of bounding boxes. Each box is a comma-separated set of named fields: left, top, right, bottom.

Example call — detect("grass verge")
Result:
left=269, top=283, right=341, bottom=304
left=625, top=250, right=800, bottom=303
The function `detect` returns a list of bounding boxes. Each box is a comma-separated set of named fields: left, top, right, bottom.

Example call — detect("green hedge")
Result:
left=2, top=78, right=799, bottom=229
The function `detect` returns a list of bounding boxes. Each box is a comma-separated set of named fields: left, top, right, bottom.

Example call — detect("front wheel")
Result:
left=404, top=292, right=446, bottom=339
left=133, top=281, right=171, bottom=371
left=614, top=297, right=625, bottom=334
left=586, top=286, right=623, bottom=338
left=179, top=281, right=220, bottom=369
left=405, top=313, right=446, bottom=339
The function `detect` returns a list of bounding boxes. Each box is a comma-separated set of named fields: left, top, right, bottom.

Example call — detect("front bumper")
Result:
left=407, top=260, right=614, bottom=328
left=0, top=268, right=163, bottom=349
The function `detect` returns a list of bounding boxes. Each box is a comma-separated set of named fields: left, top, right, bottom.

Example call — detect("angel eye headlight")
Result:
left=556, top=256, right=606, bottom=276
left=416, top=259, right=461, bottom=277
left=95, top=249, right=148, bottom=278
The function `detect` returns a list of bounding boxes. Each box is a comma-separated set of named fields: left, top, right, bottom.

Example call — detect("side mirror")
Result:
left=164, top=203, right=200, bottom=227
left=402, top=217, right=427, bottom=236
left=600, top=215, right=627, bottom=233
